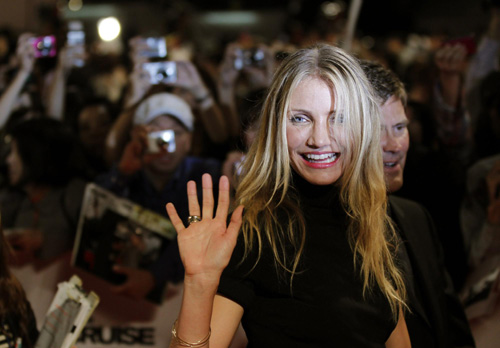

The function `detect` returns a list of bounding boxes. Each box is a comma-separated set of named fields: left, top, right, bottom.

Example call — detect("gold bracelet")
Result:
left=171, top=319, right=211, bottom=347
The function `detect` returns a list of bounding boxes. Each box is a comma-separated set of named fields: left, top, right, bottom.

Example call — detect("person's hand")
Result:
left=434, top=43, right=468, bottom=75
left=118, top=125, right=165, bottom=175
left=486, top=160, right=500, bottom=225
left=165, top=174, right=244, bottom=284
left=110, top=265, right=155, bottom=299
left=167, top=61, right=210, bottom=101
left=218, top=43, right=241, bottom=90
left=6, top=228, right=43, bottom=266
left=240, top=44, right=274, bottom=90
left=128, top=36, right=150, bottom=66
left=15, top=33, right=36, bottom=74
left=124, top=63, right=152, bottom=108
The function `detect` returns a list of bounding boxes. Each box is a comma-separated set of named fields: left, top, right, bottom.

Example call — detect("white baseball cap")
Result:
left=133, top=92, right=194, bottom=131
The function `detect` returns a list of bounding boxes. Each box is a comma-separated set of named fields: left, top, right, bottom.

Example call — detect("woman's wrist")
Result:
left=184, top=273, right=221, bottom=295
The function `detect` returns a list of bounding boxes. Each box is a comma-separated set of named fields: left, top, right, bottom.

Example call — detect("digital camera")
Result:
left=146, top=130, right=176, bottom=153
left=138, top=37, right=167, bottom=58
left=31, top=35, right=57, bottom=58
left=234, top=48, right=265, bottom=70
left=143, top=61, right=177, bottom=84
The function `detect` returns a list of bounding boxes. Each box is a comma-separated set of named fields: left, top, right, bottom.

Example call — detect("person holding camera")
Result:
left=0, top=33, right=40, bottom=129
left=96, top=91, right=221, bottom=300
left=217, top=41, right=275, bottom=141
left=104, top=37, right=229, bottom=165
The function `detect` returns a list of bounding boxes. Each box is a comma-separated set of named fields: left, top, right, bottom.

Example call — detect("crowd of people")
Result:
left=0, top=1, right=499, bottom=347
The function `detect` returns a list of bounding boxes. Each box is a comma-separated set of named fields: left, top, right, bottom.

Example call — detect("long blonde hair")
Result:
left=235, top=44, right=406, bottom=318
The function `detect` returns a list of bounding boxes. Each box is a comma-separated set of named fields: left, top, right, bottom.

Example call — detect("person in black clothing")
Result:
left=165, top=44, right=411, bottom=347
left=361, top=59, right=475, bottom=348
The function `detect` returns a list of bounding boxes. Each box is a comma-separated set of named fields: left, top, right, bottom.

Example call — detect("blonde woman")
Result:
left=166, top=44, right=411, bottom=347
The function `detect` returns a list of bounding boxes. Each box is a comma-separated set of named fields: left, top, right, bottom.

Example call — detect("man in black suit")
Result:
left=361, top=60, right=476, bottom=348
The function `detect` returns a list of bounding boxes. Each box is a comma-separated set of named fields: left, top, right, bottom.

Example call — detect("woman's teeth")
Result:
left=303, top=153, right=338, bottom=163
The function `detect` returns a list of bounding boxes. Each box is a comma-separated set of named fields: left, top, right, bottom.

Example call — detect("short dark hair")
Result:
left=9, top=118, right=81, bottom=187
left=359, top=60, right=407, bottom=106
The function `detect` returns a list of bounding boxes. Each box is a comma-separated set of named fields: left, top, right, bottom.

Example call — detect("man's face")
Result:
left=145, top=115, right=192, bottom=175
left=380, top=96, right=409, bottom=193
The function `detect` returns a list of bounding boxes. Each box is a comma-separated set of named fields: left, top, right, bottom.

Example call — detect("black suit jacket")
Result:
left=389, top=195, right=475, bottom=348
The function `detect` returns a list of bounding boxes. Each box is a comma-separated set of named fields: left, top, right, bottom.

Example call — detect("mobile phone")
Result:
left=143, top=61, right=177, bottom=84
left=146, top=130, right=176, bottom=153
left=31, top=35, right=57, bottom=58
left=138, top=37, right=167, bottom=58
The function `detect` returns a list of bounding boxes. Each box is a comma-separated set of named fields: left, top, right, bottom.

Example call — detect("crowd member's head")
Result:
left=5, top=118, right=80, bottom=189
left=360, top=60, right=409, bottom=193
left=132, top=92, right=194, bottom=177
left=77, top=98, right=115, bottom=156
left=236, top=44, right=405, bottom=317
left=0, top=220, right=37, bottom=348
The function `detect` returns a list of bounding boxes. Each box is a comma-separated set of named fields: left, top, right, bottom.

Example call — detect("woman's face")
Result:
left=5, top=140, right=23, bottom=186
left=286, top=76, right=345, bottom=186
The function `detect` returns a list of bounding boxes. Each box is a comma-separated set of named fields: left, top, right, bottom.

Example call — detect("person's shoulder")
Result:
left=389, top=195, right=424, bottom=211
left=389, top=195, right=430, bottom=222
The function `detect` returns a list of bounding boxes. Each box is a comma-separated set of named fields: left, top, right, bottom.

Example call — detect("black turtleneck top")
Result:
left=218, top=173, right=396, bottom=347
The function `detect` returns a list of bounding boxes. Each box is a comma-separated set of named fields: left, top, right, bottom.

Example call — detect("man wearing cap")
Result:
left=96, top=91, right=221, bottom=300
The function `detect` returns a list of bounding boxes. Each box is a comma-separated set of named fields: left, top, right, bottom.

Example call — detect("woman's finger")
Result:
left=165, top=203, right=186, bottom=233
left=187, top=180, right=201, bottom=218
left=201, top=173, right=215, bottom=219
left=226, top=205, right=244, bottom=243
left=215, top=176, right=230, bottom=220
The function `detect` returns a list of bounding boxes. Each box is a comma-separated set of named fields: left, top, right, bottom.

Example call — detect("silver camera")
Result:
left=146, top=130, right=176, bottom=153
left=143, top=61, right=177, bottom=84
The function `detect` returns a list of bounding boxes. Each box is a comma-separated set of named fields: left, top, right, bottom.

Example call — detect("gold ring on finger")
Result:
left=188, top=215, right=202, bottom=225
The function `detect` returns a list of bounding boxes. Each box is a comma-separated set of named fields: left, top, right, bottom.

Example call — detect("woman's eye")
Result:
left=290, top=115, right=308, bottom=123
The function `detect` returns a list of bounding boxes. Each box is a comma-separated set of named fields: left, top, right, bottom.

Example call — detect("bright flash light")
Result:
left=97, top=17, right=121, bottom=42
left=68, top=0, right=83, bottom=12
left=321, top=2, right=342, bottom=18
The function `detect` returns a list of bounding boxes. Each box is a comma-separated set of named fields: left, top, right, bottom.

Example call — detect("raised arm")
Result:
left=171, top=61, right=229, bottom=144
left=0, top=33, right=35, bottom=128
left=166, top=174, right=244, bottom=347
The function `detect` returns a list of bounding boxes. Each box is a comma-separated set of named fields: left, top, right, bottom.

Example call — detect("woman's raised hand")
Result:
left=166, top=174, right=244, bottom=283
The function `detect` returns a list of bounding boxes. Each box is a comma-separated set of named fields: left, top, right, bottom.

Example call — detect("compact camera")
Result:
left=138, top=37, right=167, bottom=58
left=234, top=48, right=265, bottom=70
left=31, top=35, right=56, bottom=58
left=143, top=61, right=177, bottom=84
left=146, top=130, right=176, bottom=153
